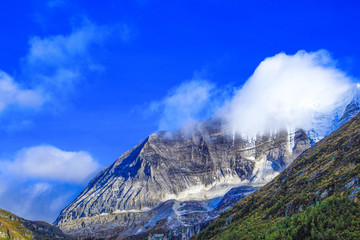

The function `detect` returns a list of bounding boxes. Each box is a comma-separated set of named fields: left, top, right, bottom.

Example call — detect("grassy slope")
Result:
left=0, top=209, right=32, bottom=240
left=0, top=209, right=71, bottom=240
left=194, top=113, right=360, bottom=240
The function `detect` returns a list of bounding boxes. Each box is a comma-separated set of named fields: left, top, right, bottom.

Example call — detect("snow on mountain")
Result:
left=306, top=83, right=360, bottom=144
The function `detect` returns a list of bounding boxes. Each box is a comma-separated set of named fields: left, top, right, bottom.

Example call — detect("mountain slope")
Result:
left=55, top=84, right=360, bottom=239
left=194, top=112, right=360, bottom=240
left=0, top=208, right=70, bottom=240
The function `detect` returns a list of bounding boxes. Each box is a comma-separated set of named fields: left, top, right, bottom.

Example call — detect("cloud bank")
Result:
left=3, top=145, right=99, bottom=184
left=219, top=50, right=353, bottom=137
left=0, top=145, right=99, bottom=222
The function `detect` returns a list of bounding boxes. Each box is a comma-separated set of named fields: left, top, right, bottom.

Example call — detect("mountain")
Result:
left=0, top=208, right=70, bottom=240
left=55, top=84, right=360, bottom=239
left=55, top=122, right=309, bottom=239
left=194, top=112, right=360, bottom=239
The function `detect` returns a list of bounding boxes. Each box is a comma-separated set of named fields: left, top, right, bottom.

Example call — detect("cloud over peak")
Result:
left=150, top=80, right=219, bottom=131
left=220, top=50, right=353, bottom=137
left=149, top=50, right=354, bottom=137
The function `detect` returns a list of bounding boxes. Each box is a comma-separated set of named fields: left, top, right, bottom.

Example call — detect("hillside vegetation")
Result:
left=0, top=209, right=70, bottom=240
left=194, top=113, right=360, bottom=240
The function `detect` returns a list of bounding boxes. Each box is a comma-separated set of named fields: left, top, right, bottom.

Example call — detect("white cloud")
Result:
left=4, top=145, right=99, bottom=184
left=0, top=145, right=97, bottom=222
left=0, top=71, right=44, bottom=113
left=219, top=50, right=353, bottom=138
left=150, top=80, right=218, bottom=131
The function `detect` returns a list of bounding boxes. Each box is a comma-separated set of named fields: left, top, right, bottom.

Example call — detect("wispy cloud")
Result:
left=23, top=20, right=126, bottom=93
left=149, top=78, right=229, bottom=131
left=0, top=19, right=129, bottom=119
left=0, top=71, right=44, bottom=113
left=27, top=182, right=53, bottom=199
left=219, top=50, right=353, bottom=137
left=47, top=0, right=66, bottom=8
left=0, top=179, right=77, bottom=222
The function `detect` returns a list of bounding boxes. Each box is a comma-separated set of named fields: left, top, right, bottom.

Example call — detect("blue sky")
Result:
left=0, top=0, right=359, bottom=222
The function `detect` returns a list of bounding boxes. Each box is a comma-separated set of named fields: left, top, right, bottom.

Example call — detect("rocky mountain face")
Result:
left=55, top=84, right=360, bottom=240
left=55, top=122, right=309, bottom=239
left=0, top=208, right=70, bottom=240
left=194, top=112, right=360, bottom=240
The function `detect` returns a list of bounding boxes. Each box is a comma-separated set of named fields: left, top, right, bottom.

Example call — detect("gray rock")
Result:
left=320, top=189, right=329, bottom=199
